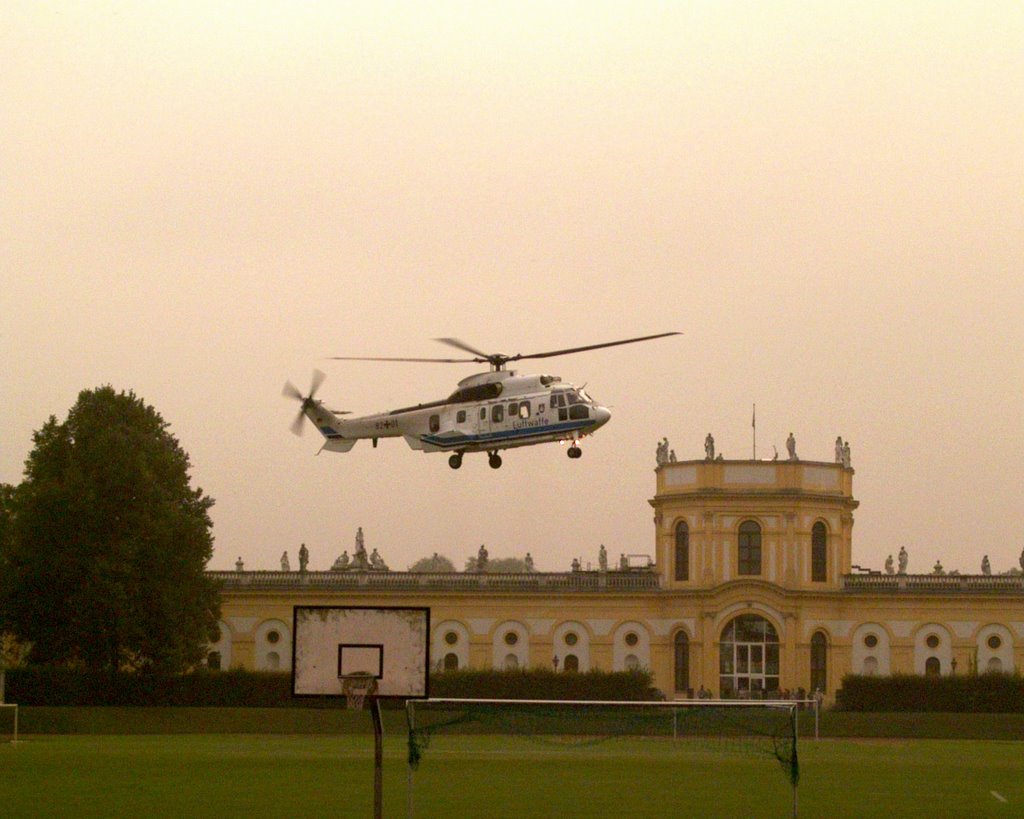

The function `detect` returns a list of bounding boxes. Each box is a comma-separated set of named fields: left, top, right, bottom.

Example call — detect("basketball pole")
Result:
left=372, top=696, right=384, bottom=819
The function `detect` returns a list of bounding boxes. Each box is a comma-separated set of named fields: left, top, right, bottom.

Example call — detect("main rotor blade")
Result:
left=290, top=409, right=307, bottom=437
left=328, top=355, right=480, bottom=364
left=509, top=332, right=682, bottom=362
left=282, top=381, right=303, bottom=401
left=309, top=368, right=326, bottom=398
left=433, top=337, right=494, bottom=361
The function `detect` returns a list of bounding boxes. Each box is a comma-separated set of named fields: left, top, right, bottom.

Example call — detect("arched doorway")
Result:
left=719, top=614, right=780, bottom=698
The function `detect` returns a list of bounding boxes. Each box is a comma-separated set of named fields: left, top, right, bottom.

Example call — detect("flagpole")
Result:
left=752, top=403, right=756, bottom=460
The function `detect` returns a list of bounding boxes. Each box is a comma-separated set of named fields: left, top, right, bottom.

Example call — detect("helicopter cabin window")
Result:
left=514, top=401, right=530, bottom=419
left=569, top=404, right=589, bottom=420
left=551, top=393, right=566, bottom=408
left=480, top=408, right=486, bottom=420
left=429, top=414, right=440, bottom=433
left=491, top=404, right=504, bottom=423
left=456, top=410, right=467, bottom=424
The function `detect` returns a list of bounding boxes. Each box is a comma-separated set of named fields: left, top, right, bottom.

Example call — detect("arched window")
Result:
left=811, top=522, right=827, bottom=582
left=986, top=657, right=1003, bottom=674
left=563, top=654, right=579, bottom=672
left=675, top=521, right=689, bottom=581
left=266, top=651, right=280, bottom=670
left=674, top=632, right=690, bottom=693
left=720, top=614, right=779, bottom=698
left=207, top=651, right=221, bottom=670
left=924, top=657, right=941, bottom=676
left=443, top=652, right=459, bottom=671
left=810, top=631, right=828, bottom=693
left=738, top=521, right=762, bottom=575
left=504, top=654, right=519, bottom=670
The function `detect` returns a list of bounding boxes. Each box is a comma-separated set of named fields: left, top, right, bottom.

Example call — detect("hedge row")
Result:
left=4, top=666, right=655, bottom=707
left=427, top=668, right=656, bottom=701
left=836, top=672, right=1024, bottom=712
left=3, top=668, right=324, bottom=707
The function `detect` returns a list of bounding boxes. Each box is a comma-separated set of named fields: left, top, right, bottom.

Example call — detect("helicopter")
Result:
left=283, top=333, right=680, bottom=469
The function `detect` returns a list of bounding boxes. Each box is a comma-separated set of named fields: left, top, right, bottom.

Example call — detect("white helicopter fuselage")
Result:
left=304, top=370, right=611, bottom=456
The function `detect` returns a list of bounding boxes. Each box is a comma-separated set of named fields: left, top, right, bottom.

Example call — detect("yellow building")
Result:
left=211, top=455, right=1022, bottom=700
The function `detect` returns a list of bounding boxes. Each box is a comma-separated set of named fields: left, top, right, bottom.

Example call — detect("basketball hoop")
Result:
left=340, top=672, right=378, bottom=711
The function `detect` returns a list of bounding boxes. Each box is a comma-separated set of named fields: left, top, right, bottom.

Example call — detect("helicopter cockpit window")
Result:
left=566, top=390, right=585, bottom=405
left=551, top=393, right=566, bottom=408
left=491, top=404, right=504, bottom=423
left=569, top=404, right=589, bottom=421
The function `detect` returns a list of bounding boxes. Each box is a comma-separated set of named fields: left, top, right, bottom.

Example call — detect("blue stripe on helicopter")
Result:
left=420, top=420, right=591, bottom=449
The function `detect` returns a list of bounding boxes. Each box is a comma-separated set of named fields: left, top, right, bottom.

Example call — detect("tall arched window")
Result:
left=738, top=521, right=762, bottom=575
left=563, top=654, right=579, bottom=672
left=810, top=631, right=828, bottom=693
left=674, top=631, right=690, bottom=693
left=811, top=522, right=827, bottom=582
left=443, top=652, right=459, bottom=671
left=924, top=656, right=941, bottom=676
left=675, top=521, right=689, bottom=581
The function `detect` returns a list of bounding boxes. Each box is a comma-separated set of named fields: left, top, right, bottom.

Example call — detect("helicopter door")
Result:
left=477, top=405, right=490, bottom=438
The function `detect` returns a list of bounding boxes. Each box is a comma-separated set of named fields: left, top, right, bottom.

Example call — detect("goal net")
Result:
left=406, top=698, right=799, bottom=816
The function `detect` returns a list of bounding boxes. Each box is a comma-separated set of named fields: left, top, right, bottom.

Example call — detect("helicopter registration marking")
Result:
left=374, top=419, right=398, bottom=431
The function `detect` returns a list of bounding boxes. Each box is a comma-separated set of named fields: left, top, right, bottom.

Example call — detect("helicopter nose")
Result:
left=592, top=406, right=611, bottom=428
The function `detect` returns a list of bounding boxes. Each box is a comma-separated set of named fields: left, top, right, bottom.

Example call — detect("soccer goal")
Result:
left=406, top=698, right=800, bottom=818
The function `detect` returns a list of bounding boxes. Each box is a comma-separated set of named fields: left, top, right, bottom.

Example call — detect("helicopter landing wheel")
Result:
left=448, top=453, right=463, bottom=469
left=567, top=445, right=582, bottom=459
left=488, top=452, right=503, bottom=469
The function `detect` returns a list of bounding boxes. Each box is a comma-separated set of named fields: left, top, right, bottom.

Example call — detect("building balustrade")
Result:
left=208, top=570, right=662, bottom=593
left=842, top=573, right=1024, bottom=593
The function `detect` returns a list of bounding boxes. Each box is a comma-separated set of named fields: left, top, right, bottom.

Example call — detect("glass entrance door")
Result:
left=719, top=614, right=780, bottom=698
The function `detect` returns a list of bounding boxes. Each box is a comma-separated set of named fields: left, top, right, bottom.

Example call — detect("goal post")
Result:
left=406, top=698, right=800, bottom=818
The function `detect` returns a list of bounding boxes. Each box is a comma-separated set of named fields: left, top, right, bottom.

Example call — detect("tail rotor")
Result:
left=283, top=369, right=327, bottom=436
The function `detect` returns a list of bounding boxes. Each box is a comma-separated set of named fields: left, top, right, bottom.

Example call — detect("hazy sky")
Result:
left=3, top=3, right=1022, bottom=574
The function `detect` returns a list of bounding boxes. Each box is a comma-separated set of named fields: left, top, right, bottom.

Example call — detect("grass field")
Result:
left=2, top=732, right=1022, bottom=817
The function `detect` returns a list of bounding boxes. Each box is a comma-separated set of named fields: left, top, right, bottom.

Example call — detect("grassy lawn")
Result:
left=2, top=732, right=1022, bottom=817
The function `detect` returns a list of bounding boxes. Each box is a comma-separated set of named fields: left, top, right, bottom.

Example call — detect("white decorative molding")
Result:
left=664, top=464, right=697, bottom=486
left=723, top=464, right=777, bottom=485
left=227, top=617, right=258, bottom=634
left=803, top=466, right=840, bottom=490
left=467, top=618, right=497, bottom=635
left=586, top=619, right=615, bottom=636
left=647, top=618, right=696, bottom=637
left=948, top=621, right=979, bottom=639
left=803, top=620, right=855, bottom=640
left=888, top=621, right=916, bottom=638
left=525, top=619, right=555, bottom=634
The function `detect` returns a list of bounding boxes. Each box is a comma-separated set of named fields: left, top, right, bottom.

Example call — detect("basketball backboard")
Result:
left=292, top=606, right=430, bottom=699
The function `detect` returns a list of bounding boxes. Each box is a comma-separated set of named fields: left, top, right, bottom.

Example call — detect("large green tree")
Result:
left=3, top=386, right=220, bottom=672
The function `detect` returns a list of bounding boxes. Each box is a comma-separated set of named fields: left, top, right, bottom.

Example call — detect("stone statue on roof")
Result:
left=705, top=433, right=715, bottom=461
left=280, top=551, right=290, bottom=572
left=898, top=546, right=908, bottom=574
left=298, top=543, right=309, bottom=573
left=885, top=554, right=894, bottom=575
left=982, top=555, right=991, bottom=576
